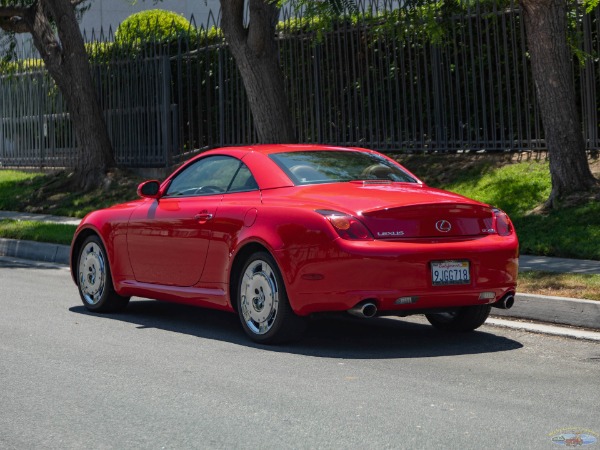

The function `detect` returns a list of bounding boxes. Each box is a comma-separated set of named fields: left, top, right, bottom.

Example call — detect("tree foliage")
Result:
left=115, top=8, right=193, bottom=44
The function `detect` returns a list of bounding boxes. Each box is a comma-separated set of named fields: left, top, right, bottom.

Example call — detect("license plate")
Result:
left=431, top=261, right=470, bottom=286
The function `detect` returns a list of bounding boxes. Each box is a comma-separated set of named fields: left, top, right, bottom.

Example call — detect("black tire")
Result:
left=236, top=251, right=306, bottom=344
left=425, top=305, right=491, bottom=332
left=76, top=235, right=130, bottom=313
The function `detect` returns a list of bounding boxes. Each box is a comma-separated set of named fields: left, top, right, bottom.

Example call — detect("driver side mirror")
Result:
left=137, top=180, right=161, bottom=199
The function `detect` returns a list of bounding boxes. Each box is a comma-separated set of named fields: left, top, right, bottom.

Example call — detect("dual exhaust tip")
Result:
left=348, top=293, right=515, bottom=318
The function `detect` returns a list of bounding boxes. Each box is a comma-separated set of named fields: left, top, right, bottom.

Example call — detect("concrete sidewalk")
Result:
left=519, top=254, right=600, bottom=274
left=1, top=210, right=599, bottom=331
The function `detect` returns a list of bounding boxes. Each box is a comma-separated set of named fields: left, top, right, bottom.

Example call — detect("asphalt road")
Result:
left=1, top=257, right=599, bottom=450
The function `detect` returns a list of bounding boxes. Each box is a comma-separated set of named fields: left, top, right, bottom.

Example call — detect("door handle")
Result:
left=194, top=213, right=213, bottom=222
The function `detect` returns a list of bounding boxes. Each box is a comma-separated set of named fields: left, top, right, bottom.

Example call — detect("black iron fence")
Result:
left=0, top=0, right=599, bottom=169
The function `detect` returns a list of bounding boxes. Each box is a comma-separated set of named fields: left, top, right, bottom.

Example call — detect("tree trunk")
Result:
left=42, top=0, right=115, bottom=190
left=520, top=0, right=597, bottom=206
left=2, top=0, right=115, bottom=191
left=220, top=0, right=297, bottom=143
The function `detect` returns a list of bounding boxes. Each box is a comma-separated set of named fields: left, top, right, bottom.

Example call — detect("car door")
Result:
left=126, top=155, right=242, bottom=287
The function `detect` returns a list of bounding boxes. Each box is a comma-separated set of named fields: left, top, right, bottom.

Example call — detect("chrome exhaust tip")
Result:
left=348, top=302, right=378, bottom=319
left=492, top=294, right=515, bottom=310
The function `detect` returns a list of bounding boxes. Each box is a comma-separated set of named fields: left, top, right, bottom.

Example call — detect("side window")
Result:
left=228, top=164, right=258, bottom=193
left=166, top=156, right=241, bottom=196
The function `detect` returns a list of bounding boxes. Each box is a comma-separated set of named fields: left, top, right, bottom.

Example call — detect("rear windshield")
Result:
left=269, top=150, right=418, bottom=186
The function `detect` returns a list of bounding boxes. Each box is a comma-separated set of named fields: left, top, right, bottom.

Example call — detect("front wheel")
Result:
left=237, top=252, right=306, bottom=344
left=77, top=235, right=130, bottom=313
left=425, top=305, right=491, bottom=332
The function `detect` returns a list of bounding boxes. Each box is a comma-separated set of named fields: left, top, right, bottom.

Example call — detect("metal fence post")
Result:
left=161, top=54, right=172, bottom=167
left=218, top=46, right=225, bottom=147
left=431, top=44, right=445, bottom=151
left=313, top=42, right=323, bottom=144
left=0, top=77, right=4, bottom=162
left=37, top=72, right=45, bottom=169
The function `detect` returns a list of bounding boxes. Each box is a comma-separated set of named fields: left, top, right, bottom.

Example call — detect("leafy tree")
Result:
left=0, top=0, right=114, bottom=190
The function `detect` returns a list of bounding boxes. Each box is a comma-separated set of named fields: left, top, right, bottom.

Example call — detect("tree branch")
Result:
left=0, top=6, right=30, bottom=18
left=0, top=6, right=32, bottom=33
left=27, top=1, right=63, bottom=70
left=0, top=17, right=30, bottom=33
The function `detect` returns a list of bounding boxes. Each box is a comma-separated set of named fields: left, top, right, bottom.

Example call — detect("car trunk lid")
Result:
left=361, top=202, right=495, bottom=239
left=265, top=182, right=496, bottom=239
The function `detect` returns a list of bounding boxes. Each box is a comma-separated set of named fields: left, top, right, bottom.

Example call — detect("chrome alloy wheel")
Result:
left=78, top=242, right=107, bottom=305
left=240, top=259, right=280, bottom=335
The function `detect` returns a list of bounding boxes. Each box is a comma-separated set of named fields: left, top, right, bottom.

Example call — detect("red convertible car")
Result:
left=71, top=145, right=518, bottom=343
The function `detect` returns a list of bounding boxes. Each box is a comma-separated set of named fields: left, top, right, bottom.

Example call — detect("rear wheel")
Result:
left=237, top=252, right=306, bottom=344
left=426, top=305, right=491, bottom=332
left=77, top=235, right=129, bottom=312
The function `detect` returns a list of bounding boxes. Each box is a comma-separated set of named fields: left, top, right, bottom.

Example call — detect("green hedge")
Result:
left=115, top=9, right=194, bottom=44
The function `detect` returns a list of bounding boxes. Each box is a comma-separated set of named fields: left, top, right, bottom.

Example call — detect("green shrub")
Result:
left=115, top=9, right=194, bottom=45
left=0, top=58, right=44, bottom=74
left=198, top=25, right=223, bottom=44
left=85, top=41, right=118, bottom=62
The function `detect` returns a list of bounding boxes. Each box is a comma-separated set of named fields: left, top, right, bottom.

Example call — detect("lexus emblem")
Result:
left=435, top=220, right=452, bottom=233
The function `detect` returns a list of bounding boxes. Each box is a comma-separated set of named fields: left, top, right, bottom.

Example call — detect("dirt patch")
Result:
left=21, top=168, right=143, bottom=217
left=589, top=156, right=600, bottom=176
left=519, top=271, right=600, bottom=301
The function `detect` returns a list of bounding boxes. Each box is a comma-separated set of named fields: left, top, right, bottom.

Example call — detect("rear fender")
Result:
left=225, top=207, right=337, bottom=312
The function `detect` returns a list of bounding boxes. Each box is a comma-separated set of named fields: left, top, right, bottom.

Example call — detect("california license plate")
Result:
left=431, top=261, right=470, bottom=286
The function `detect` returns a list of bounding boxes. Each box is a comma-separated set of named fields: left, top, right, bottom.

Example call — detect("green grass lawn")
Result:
left=442, top=160, right=551, bottom=215
left=0, top=170, right=47, bottom=211
left=0, top=219, right=77, bottom=245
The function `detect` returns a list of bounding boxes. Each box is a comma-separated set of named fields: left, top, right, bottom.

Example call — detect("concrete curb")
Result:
left=1, top=238, right=599, bottom=331
left=0, top=238, right=70, bottom=265
left=493, top=293, right=600, bottom=330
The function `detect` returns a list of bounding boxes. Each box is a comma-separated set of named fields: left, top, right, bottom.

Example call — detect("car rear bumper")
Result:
left=275, top=235, right=519, bottom=316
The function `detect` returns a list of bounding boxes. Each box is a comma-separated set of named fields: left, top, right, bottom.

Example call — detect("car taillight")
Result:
left=493, top=208, right=514, bottom=236
left=316, top=210, right=373, bottom=240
